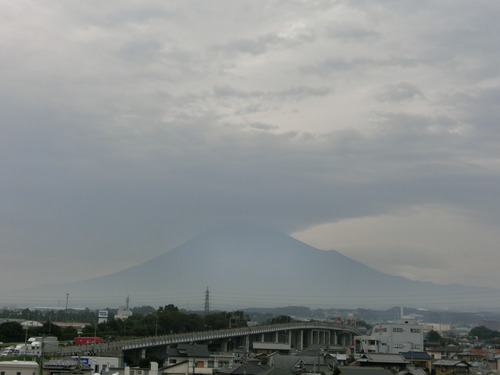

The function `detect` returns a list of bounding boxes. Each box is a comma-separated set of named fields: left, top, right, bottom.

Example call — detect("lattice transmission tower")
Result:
left=204, top=287, right=210, bottom=314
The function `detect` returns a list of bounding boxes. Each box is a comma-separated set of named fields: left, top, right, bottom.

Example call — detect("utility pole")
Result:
left=155, top=312, right=158, bottom=336
left=65, top=293, right=69, bottom=321
left=191, top=342, right=197, bottom=375
left=94, top=312, right=98, bottom=352
left=23, top=312, right=29, bottom=360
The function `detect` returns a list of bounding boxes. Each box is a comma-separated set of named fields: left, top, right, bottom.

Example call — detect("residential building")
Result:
left=0, top=361, right=39, bottom=375
left=338, top=366, right=394, bottom=375
left=270, top=354, right=334, bottom=374
left=213, top=362, right=270, bottom=375
left=400, top=352, right=433, bottom=371
left=42, top=358, right=92, bottom=375
left=162, top=344, right=235, bottom=375
left=432, top=360, right=470, bottom=375
left=72, top=356, right=120, bottom=374
left=357, top=353, right=409, bottom=372
left=425, top=345, right=461, bottom=360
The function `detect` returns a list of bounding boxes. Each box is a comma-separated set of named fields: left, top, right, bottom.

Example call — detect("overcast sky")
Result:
left=1, top=1, right=500, bottom=305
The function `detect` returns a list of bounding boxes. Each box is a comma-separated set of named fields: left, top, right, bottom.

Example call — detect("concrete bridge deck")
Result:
left=51, top=322, right=360, bottom=356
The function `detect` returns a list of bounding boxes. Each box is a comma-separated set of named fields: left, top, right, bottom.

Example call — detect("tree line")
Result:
left=0, top=305, right=251, bottom=343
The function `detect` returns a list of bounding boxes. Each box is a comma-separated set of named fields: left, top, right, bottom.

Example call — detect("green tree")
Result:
left=427, top=330, right=442, bottom=342
left=37, top=321, right=63, bottom=339
left=268, top=315, right=293, bottom=324
left=204, top=313, right=229, bottom=330
left=470, top=326, right=498, bottom=341
left=61, top=326, right=79, bottom=340
left=0, top=321, right=24, bottom=342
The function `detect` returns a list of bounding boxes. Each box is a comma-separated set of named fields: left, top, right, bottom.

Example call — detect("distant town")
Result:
left=2, top=301, right=500, bottom=375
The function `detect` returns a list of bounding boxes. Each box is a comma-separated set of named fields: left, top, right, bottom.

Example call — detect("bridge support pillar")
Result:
left=261, top=334, right=265, bottom=342
left=294, top=329, right=304, bottom=351
left=221, top=340, right=228, bottom=352
left=141, top=348, right=146, bottom=359
left=244, top=335, right=250, bottom=353
left=275, top=332, right=279, bottom=343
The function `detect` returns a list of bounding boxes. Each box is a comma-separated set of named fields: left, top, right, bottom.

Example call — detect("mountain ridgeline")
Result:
left=29, top=226, right=500, bottom=310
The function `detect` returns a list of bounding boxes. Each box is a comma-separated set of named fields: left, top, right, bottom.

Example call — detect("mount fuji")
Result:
left=23, top=226, right=500, bottom=310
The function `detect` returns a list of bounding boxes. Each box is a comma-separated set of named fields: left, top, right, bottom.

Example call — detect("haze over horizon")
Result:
left=1, top=1, right=500, bottom=307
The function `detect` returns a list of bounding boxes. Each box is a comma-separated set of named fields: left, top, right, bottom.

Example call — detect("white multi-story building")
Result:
left=355, top=319, right=424, bottom=354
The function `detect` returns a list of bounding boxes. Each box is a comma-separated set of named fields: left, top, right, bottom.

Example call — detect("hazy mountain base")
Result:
left=243, top=305, right=500, bottom=326
left=9, top=226, right=500, bottom=311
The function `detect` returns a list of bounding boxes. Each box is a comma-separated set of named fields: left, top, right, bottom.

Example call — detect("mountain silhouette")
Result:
left=26, top=225, right=500, bottom=310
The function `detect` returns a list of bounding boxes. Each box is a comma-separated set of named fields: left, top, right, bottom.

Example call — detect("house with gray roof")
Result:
left=213, top=362, right=270, bottom=375
left=161, top=344, right=235, bottom=375
left=337, top=366, right=394, bottom=375
left=0, top=360, right=39, bottom=375
left=400, top=352, right=433, bottom=370
left=270, top=354, right=335, bottom=375
left=357, top=353, right=409, bottom=372
left=432, top=359, right=470, bottom=375
left=42, top=358, right=93, bottom=375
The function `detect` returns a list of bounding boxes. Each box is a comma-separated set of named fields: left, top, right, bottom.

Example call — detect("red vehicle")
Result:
left=74, top=337, right=103, bottom=345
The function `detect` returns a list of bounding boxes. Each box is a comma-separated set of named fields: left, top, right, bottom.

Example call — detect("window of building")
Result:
left=17, top=372, right=22, bottom=375
left=196, top=361, right=204, bottom=368
left=393, top=328, right=404, bottom=332
left=219, top=361, right=229, bottom=368
left=1, top=371, right=5, bottom=375
left=208, top=360, right=215, bottom=368
left=411, top=329, right=421, bottom=333
left=394, top=344, right=404, bottom=348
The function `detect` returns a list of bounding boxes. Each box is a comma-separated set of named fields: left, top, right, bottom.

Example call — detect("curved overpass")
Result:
left=52, top=322, right=360, bottom=356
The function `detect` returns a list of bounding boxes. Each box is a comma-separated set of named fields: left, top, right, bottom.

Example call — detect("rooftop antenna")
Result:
left=204, top=287, right=210, bottom=314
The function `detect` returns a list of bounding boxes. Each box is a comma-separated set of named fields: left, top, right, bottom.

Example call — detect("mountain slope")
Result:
left=25, top=225, right=500, bottom=309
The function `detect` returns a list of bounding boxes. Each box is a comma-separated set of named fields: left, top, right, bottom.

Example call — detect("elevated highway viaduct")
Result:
left=50, top=322, right=360, bottom=362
